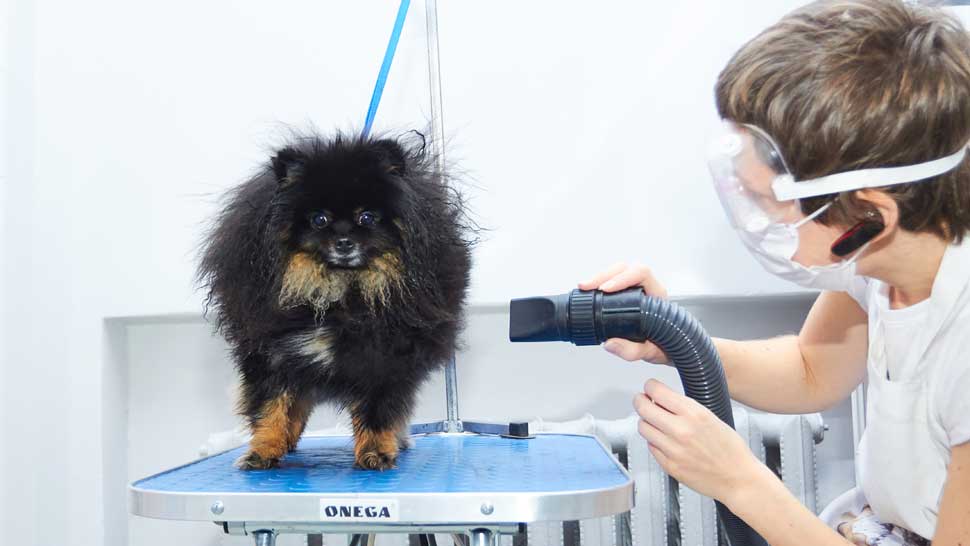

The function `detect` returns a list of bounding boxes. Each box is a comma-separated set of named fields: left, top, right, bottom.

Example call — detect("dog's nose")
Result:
left=335, top=238, right=355, bottom=252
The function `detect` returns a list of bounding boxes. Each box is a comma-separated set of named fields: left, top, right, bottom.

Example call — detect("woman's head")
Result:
left=715, top=0, right=970, bottom=257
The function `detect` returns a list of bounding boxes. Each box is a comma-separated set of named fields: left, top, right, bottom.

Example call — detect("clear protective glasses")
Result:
left=707, top=121, right=968, bottom=234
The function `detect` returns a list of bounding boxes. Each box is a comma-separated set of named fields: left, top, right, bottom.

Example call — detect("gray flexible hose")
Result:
left=636, top=297, right=769, bottom=546
left=510, top=288, right=773, bottom=545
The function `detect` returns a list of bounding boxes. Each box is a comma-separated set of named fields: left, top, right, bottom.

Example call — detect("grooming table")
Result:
left=130, top=432, right=633, bottom=545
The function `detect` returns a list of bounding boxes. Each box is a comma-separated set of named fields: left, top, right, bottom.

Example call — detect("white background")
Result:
left=5, top=2, right=968, bottom=545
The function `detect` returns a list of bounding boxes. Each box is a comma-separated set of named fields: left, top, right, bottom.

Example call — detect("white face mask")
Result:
left=736, top=201, right=869, bottom=291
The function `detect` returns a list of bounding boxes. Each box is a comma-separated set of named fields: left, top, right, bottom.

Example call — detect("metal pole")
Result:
left=445, top=354, right=461, bottom=431
left=470, top=529, right=499, bottom=546
left=425, top=0, right=447, bottom=161
left=253, top=530, right=276, bottom=546
left=425, top=0, right=462, bottom=433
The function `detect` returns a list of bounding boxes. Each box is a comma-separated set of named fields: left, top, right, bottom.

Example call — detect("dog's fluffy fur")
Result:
left=198, top=132, right=472, bottom=470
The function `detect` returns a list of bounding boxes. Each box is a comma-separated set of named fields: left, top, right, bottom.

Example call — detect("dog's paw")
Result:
left=235, top=450, right=279, bottom=470
left=356, top=450, right=397, bottom=471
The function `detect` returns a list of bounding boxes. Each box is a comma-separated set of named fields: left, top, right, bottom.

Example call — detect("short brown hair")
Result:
left=716, top=0, right=970, bottom=242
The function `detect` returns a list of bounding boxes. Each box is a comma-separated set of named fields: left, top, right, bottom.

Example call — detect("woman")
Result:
left=583, top=2, right=970, bottom=545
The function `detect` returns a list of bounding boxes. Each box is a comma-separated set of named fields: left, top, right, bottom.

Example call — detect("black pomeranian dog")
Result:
left=198, top=131, right=472, bottom=470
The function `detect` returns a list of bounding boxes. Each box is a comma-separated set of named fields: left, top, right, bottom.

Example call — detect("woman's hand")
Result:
left=579, top=263, right=670, bottom=364
left=634, top=379, right=768, bottom=504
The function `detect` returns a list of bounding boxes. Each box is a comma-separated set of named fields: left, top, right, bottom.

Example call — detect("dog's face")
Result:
left=290, top=178, right=400, bottom=271
left=268, top=138, right=418, bottom=312
left=273, top=140, right=406, bottom=271
left=302, top=205, right=392, bottom=269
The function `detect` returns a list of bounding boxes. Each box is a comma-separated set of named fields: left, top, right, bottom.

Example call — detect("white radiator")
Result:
left=523, top=408, right=825, bottom=546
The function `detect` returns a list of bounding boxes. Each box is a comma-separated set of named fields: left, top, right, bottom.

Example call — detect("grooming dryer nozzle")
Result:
left=508, top=295, right=569, bottom=342
left=508, top=288, right=647, bottom=346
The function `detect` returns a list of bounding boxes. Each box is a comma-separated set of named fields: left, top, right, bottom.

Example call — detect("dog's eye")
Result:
left=309, top=212, right=330, bottom=229
left=357, top=211, right=380, bottom=226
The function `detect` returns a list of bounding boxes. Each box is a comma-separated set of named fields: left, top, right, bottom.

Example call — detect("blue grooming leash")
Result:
left=362, top=0, right=411, bottom=138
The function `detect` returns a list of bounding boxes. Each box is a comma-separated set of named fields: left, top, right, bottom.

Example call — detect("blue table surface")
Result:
left=132, top=434, right=630, bottom=495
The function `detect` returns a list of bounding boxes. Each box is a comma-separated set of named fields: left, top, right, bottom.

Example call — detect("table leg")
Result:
left=253, top=530, right=276, bottom=546
left=411, top=534, right=439, bottom=546
left=470, top=529, right=498, bottom=546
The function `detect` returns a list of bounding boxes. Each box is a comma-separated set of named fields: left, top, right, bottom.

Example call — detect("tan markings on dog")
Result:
left=353, top=428, right=401, bottom=471
left=295, top=327, right=334, bottom=366
left=285, top=397, right=314, bottom=452
left=356, top=251, right=405, bottom=310
left=350, top=407, right=407, bottom=470
left=238, top=393, right=293, bottom=468
left=350, top=409, right=369, bottom=433
left=279, top=252, right=350, bottom=311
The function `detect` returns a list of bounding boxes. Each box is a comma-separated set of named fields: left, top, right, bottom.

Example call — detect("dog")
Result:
left=198, top=131, right=472, bottom=470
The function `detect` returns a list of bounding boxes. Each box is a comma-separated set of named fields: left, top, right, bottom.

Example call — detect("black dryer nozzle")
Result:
left=508, top=294, right=569, bottom=343
left=509, top=288, right=646, bottom=346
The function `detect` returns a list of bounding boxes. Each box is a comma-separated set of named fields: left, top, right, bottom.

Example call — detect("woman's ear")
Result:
left=854, top=189, right=898, bottom=236
left=831, top=189, right=898, bottom=258
left=828, top=189, right=896, bottom=257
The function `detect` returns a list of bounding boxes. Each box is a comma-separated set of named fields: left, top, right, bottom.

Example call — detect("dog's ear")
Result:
left=372, top=139, right=409, bottom=175
left=271, top=147, right=305, bottom=186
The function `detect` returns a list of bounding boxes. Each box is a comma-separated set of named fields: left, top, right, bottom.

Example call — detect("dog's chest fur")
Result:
left=284, top=326, right=335, bottom=368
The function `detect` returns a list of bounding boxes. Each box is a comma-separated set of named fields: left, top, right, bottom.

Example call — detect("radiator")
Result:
left=524, top=408, right=825, bottom=546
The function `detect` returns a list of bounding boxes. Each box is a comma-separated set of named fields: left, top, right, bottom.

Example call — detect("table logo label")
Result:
left=319, top=499, right=399, bottom=522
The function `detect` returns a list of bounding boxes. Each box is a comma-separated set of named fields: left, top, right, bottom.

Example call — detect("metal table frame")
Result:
left=130, top=432, right=634, bottom=546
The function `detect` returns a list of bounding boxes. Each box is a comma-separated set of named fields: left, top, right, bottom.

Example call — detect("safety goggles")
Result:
left=707, top=122, right=968, bottom=233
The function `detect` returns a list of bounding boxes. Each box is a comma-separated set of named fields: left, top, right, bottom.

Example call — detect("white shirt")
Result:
left=845, top=241, right=970, bottom=539
left=880, top=297, right=930, bottom=381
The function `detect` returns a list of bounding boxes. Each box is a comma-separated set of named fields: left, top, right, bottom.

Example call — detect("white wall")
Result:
left=438, top=2, right=806, bottom=301
left=7, top=0, right=810, bottom=320
left=2, top=0, right=33, bottom=540
left=0, top=0, right=9, bottom=527
left=11, top=1, right=950, bottom=545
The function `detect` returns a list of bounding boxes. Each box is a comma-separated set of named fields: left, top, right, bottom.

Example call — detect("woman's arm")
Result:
left=736, top=443, right=970, bottom=545
left=930, top=443, right=970, bottom=545
left=583, top=263, right=870, bottom=415
left=716, top=290, right=870, bottom=414
left=635, top=379, right=853, bottom=546
left=727, top=464, right=855, bottom=546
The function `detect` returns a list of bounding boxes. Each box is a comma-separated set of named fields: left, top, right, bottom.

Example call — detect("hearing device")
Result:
left=831, top=219, right=884, bottom=257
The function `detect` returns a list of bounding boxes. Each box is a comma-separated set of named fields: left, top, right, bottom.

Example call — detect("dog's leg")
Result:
left=237, top=392, right=293, bottom=470
left=351, top=413, right=402, bottom=471
left=285, top=395, right=314, bottom=452
left=350, top=396, right=411, bottom=471
left=396, top=421, right=414, bottom=451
